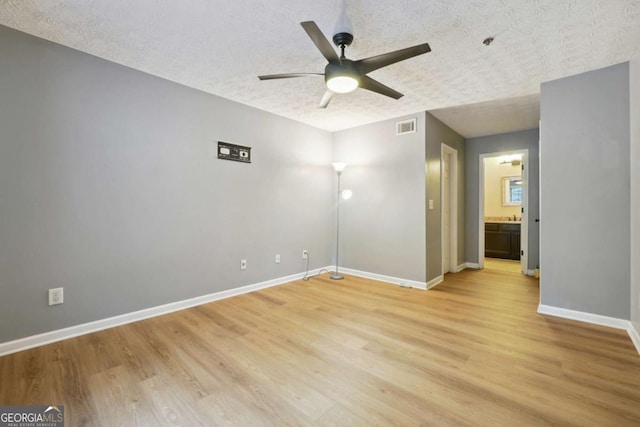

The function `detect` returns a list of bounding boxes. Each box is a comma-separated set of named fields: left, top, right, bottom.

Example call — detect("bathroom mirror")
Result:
left=502, top=176, right=522, bottom=206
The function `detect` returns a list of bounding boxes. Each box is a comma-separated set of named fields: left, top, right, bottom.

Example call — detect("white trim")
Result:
left=7, top=269, right=636, bottom=359
left=478, top=155, right=486, bottom=270
left=426, top=275, right=444, bottom=289
left=478, top=150, right=529, bottom=273
left=338, top=267, right=427, bottom=290
left=519, top=152, right=529, bottom=274
left=455, top=263, right=467, bottom=273
left=628, top=323, right=640, bottom=356
left=527, top=269, right=536, bottom=276
left=537, top=304, right=629, bottom=330
left=0, top=267, right=327, bottom=357
left=538, top=121, right=543, bottom=307
left=538, top=305, right=640, bottom=356
left=441, top=144, right=458, bottom=275
left=466, top=262, right=481, bottom=269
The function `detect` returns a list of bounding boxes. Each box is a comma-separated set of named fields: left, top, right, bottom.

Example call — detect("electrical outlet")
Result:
left=275, top=254, right=281, bottom=264
left=240, top=259, right=247, bottom=270
left=49, top=287, right=63, bottom=306
left=302, top=250, right=308, bottom=259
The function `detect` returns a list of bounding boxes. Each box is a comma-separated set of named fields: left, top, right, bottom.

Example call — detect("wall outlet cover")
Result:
left=48, top=287, right=64, bottom=306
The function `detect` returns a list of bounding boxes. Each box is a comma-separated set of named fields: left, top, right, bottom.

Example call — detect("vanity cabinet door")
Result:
left=485, top=223, right=521, bottom=260
left=510, top=231, right=521, bottom=260
left=485, top=229, right=511, bottom=259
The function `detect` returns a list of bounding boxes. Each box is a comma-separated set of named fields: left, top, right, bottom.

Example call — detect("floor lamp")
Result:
left=331, top=162, right=352, bottom=280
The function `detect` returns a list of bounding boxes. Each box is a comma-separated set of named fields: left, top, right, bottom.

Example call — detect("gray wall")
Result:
left=332, top=114, right=427, bottom=283
left=0, top=25, right=333, bottom=343
left=425, top=113, right=466, bottom=282
left=465, top=129, right=540, bottom=268
left=631, top=57, right=640, bottom=330
left=540, top=62, right=630, bottom=318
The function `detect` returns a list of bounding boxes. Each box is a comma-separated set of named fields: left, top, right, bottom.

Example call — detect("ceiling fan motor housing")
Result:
left=325, top=60, right=360, bottom=82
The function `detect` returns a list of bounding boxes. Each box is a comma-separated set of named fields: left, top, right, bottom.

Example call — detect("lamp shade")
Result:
left=332, top=162, right=347, bottom=173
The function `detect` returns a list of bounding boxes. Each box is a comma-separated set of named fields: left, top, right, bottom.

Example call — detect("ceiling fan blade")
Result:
left=258, top=73, right=324, bottom=80
left=356, top=42, right=431, bottom=74
left=300, top=21, right=341, bottom=64
left=319, top=90, right=333, bottom=108
left=359, top=76, right=403, bottom=99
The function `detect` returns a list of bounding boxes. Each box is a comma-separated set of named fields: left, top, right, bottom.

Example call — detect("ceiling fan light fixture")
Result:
left=326, top=75, right=359, bottom=93
left=325, top=60, right=360, bottom=93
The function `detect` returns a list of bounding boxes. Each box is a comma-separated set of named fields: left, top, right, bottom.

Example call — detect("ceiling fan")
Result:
left=258, top=5, right=431, bottom=108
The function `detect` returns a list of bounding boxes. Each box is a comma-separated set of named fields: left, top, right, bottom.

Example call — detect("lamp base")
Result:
left=330, top=273, right=344, bottom=280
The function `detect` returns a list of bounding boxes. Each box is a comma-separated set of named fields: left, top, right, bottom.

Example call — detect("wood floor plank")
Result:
left=314, top=403, right=370, bottom=427
left=1, top=269, right=640, bottom=426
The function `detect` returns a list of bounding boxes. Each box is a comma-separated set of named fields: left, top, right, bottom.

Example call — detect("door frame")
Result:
left=441, top=143, right=458, bottom=274
left=478, top=149, right=529, bottom=274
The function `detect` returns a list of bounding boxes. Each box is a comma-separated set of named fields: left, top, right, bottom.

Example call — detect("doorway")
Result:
left=441, top=144, right=458, bottom=274
left=478, top=150, right=529, bottom=275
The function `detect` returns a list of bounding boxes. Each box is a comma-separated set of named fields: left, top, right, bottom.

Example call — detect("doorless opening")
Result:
left=478, top=150, right=529, bottom=275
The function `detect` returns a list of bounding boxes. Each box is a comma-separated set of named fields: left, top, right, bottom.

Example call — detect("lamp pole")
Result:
left=331, top=163, right=347, bottom=280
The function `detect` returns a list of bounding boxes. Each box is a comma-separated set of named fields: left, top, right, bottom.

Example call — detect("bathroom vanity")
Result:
left=485, top=221, right=521, bottom=260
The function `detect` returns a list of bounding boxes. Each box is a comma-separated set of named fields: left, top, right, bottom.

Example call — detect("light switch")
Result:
left=428, top=199, right=434, bottom=210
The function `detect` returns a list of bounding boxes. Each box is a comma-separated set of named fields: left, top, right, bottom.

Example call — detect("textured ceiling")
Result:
left=1, top=0, right=640, bottom=135
left=430, top=93, right=541, bottom=138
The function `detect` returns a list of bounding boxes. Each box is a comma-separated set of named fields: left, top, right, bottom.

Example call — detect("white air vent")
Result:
left=396, top=118, right=416, bottom=135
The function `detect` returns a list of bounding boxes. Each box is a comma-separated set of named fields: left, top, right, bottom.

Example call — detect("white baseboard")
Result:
left=537, top=305, right=640, bottom=356
left=537, top=304, right=629, bottom=330
left=426, top=275, right=444, bottom=290
left=628, top=323, right=640, bottom=356
left=5, top=270, right=638, bottom=358
left=0, top=267, right=327, bottom=357
left=338, top=267, right=427, bottom=290
left=464, top=263, right=536, bottom=277
left=455, top=263, right=467, bottom=273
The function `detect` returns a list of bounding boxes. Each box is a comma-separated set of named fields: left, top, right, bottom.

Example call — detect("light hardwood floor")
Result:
left=2, top=269, right=640, bottom=426
left=484, top=257, right=523, bottom=273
